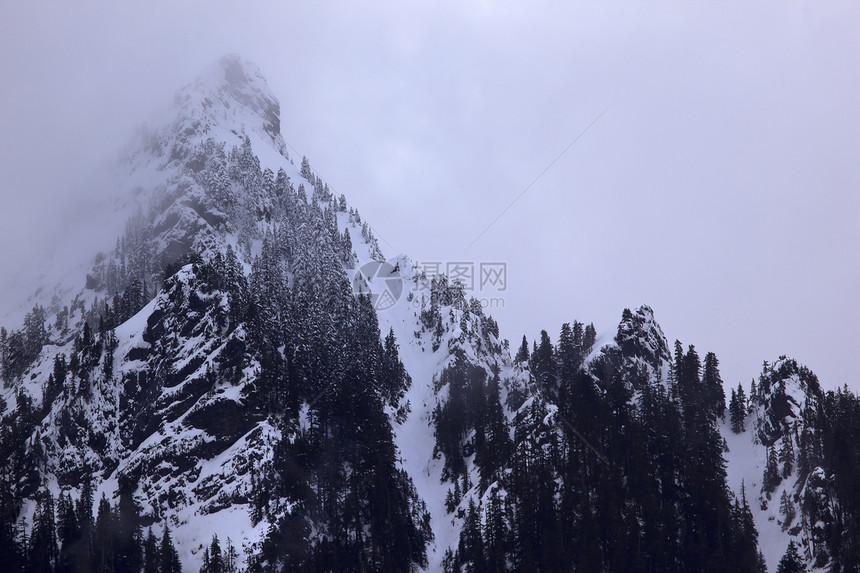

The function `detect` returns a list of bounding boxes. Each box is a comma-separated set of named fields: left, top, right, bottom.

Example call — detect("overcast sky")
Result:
left=1, top=1, right=858, bottom=391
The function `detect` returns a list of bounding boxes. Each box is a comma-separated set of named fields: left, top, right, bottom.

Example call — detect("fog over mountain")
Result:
left=0, top=48, right=858, bottom=573
left=1, top=2, right=858, bottom=396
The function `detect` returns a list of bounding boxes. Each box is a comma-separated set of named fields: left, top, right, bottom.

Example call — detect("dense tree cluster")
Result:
left=802, top=386, right=860, bottom=571
left=0, top=140, right=431, bottom=572
left=433, top=350, right=512, bottom=491
left=199, top=534, right=238, bottom=573
left=443, top=309, right=768, bottom=573
left=1, top=306, right=49, bottom=384
left=186, top=148, right=430, bottom=571
left=0, top=474, right=181, bottom=573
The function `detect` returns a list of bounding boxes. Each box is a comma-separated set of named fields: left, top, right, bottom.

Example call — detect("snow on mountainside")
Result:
left=0, top=55, right=398, bottom=571
left=0, top=55, right=287, bottom=331
left=1, top=56, right=854, bottom=573
left=723, top=357, right=830, bottom=572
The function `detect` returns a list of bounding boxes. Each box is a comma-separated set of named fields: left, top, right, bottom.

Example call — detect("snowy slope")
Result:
left=722, top=357, right=827, bottom=572
left=2, top=55, right=839, bottom=573
left=0, top=54, right=289, bottom=333
left=0, top=55, right=397, bottom=572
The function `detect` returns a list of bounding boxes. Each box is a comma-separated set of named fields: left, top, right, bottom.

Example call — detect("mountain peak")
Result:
left=177, top=55, right=281, bottom=140
left=123, top=55, right=284, bottom=171
left=754, top=356, right=822, bottom=446
left=614, top=304, right=671, bottom=369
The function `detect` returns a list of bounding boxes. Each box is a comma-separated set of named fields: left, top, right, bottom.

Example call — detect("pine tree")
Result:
left=702, top=352, right=726, bottom=418
left=557, top=323, right=578, bottom=384
left=582, top=323, right=596, bottom=355
left=779, top=436, right=795, bottom=479
left=159, top=525, right=181, bottom=573
left=223, top=537, right=238, bottom=573
left=94, top=494, right=114, bottom=573
left=572, top=321, right=584, bottom=363
left=779, top=490, right=796, bottom=532
left=532, top=330, right=556, bottom=398
left=514, top=335, right=529, bottom=364
left=201, top=534, right=224, bottom=573
left=674, top=343, right=736, bottom=572
left=763, top=446, right=781, bottom=495
left=56, top=493, right=81, bottom=573
left=29, top=489, right=59, bottom=573
left=300, top=156, right=313, bottom=181
left=483, top=487, right=508, bottom=572
left=796, top=427, right=813, bottom=479
left=52, top=354, right=68, bottom=395
left=142, top=528, right=159, bottom=573
left=444, top=488, right=456, bottom=515
left=729, top=389, right=743, bottom=433
left=458, top=499, right=484, bottom=571
left=474, top=375, right=512, bottom=490
left=200, top=546, right=210, bottom=573
left=114, top=479, right=142, bottom=573
left=0, top=470, right=23, bottom=572
left=776, top=541, right=804, bottom=573
left=75, top=473, right=95, bottom=572
left=730, top=382, right=748, bottom=433
left=731, top=481, right=763, bottom=572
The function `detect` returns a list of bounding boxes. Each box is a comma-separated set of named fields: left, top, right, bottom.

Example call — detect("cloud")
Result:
left=0, top=1, right=858, bottom=389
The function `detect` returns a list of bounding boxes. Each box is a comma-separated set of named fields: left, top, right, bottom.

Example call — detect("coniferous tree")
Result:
left=532, top=330, right=556, bottom=398
left=200, top=534, right=223, bottom=573
left=433, top=352, right=487, bottom=480
left=300, top=156, right=313, bottom=181
left=223, top=538, right=238, bottom=573
left=159, top=526, right=181, bottom=573
left=142, top=528, right=158, bottom=573
left=673, top=343, right=735, bottom=572
left=94, top=494, right=113, bottom=573
left=474, top=374, right=512, bottom=492
left=776, top=541, right=804, bottom=573
left=796, top=426, right=816, bottom=481
left=75, top=474, right=95, bottom=573
left=458, top=498, right=484, bottom=572
left=29, top=489, right=59, bottom=573
left=56, top=493, right=81, bottom=573
left=114, top=479, right=142, bottom=573
left=780, top=436, right=795, bottom=479
left=557, top=323, right=578, bottom=384
left=729, top=389, right=740, bottom=432
left=483, top=487, right=508, bottom=572
left=572, top=321, right=584, bottom=363
left=0, top=470, right=23, bottom=572
left=817, top=386, right=860, bottom=571
left=702, top=352, right=727, bottom=418
left=779, top=490, right=796, bottom=532
left=582, top=323, right=597, bottom=355
left=730, top=481, right=764, bottom=572
left=763, top=446, right=781, bottom=495
left=730, top=382, right=748, bottom=433
left=200, top=546, right=210, bottom=573
left=513, top=336, right=529, bottom=364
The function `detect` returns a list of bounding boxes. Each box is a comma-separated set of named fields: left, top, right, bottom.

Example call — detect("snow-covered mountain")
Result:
left=1, top=56, right=857, bottom=573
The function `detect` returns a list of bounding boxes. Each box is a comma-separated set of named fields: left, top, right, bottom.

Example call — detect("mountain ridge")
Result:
left=1, top=56, right=857, bottom=573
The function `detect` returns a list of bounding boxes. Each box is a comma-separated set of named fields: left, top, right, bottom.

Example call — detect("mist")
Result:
left=1, top=1, right=858, bottom=391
